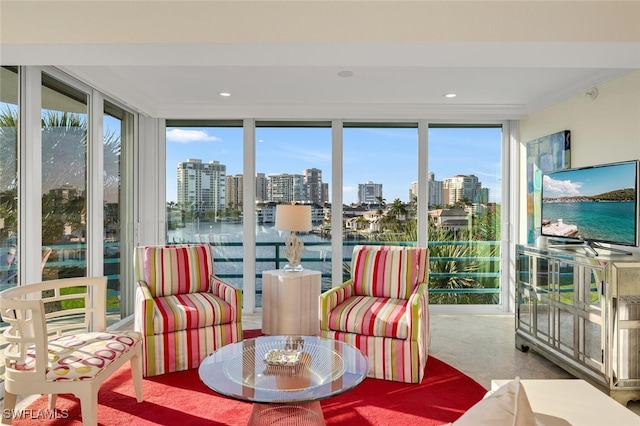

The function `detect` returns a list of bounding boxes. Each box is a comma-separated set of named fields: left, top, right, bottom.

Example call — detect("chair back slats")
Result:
left=1, top=298, right=49, bottom=376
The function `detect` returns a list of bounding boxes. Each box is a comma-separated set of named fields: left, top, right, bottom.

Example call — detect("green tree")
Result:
left=355, top=216, right=368, bottom=230
left=375, top=196, right=386, bottom=216
left=0, top=105, right=18, bottom=243
left=0, top=107, right=121, bottom=246
left=388, top=198, right=408, bottom=220
left=367, top=207, right=501, bottom=304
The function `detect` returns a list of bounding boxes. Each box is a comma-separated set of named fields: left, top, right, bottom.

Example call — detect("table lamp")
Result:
left=275, top=204, right=312, bottom=272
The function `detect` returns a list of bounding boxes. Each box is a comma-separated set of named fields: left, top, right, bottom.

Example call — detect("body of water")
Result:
left=167, top=220, right=328, bottom=245
left=168, top=221, right=335, bottom=297
left=542, top=201, right=636, bottom=245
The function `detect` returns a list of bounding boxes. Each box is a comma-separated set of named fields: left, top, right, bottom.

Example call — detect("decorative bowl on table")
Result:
left=263, top=349, right=302, bottom=367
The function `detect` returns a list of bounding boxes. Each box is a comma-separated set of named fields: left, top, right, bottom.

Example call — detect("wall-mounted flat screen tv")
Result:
left=541, top=160, right=639, bottom=247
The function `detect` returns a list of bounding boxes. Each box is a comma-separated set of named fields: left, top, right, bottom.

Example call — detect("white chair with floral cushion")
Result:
left=0, top=276, right=143, bottom=426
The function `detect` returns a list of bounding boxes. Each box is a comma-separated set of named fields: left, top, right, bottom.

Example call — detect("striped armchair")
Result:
left=320, top=245, right=430, bottom=383
left=134, top=244, right=242, bottom=377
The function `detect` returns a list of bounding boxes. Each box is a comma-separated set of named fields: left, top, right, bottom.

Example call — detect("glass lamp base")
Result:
left=283, top=264, right=304, bottom=272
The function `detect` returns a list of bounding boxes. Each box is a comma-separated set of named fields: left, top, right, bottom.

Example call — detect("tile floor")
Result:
left=242, top=312, right=575, bottom=388
left=243, top=311, right=640, bottom=416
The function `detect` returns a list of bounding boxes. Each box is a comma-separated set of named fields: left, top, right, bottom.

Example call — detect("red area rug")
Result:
left=15, top=330, right=486, bottom=425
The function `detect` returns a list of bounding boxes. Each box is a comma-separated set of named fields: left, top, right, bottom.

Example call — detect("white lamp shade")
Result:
left=275, top=205, right=312, bottom=232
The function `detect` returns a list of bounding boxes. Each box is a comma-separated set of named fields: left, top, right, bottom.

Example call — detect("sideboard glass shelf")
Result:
left=515, top=244, right=640, bottom=405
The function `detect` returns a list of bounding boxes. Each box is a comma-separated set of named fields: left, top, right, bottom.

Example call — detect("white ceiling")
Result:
left=29, top=41, right=630, bottom=120
left=3, top=1, right=640, bottom=120
left=2, top=41, right=638, bottom=120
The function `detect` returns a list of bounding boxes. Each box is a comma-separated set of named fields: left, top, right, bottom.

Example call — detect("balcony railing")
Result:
left=1, top=240, right=501, bottom=304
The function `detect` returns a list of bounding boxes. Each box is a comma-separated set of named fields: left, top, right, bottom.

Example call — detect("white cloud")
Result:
left=166, top=129, right=221, bottom=143
left=343, top=185, right=355, bottom=193
left=543, top=175, right=582, bottom=198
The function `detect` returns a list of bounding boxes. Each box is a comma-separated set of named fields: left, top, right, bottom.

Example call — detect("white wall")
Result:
left=519, top=70, right=640, bottom=247
left=4, top=2, right=638, bottom=44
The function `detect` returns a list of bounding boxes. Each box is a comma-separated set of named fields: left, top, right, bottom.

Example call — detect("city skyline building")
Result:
left=411, top=173, right=487, bottom=210
left=303, top=168, right=325, bottom=205
left=256, top=173, right=268, bottom=203
left=225, top=174, right=243, bottom=210
left=443, top=174, right=482, bottom=206
left=410, top=181, right=418, bottom=203
left=267, top=173, right=306, bottom=203
left=176, top=158, right=487, bottom=218
left=428, top=172, right=444, bottom=208
left=321, top=183, right=329, bottom=205
left=177, top=158, right=226, bottom=217
left=358, top=181, right=383, bottom=204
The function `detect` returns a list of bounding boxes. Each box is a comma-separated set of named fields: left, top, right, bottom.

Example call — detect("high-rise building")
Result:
left=177, top=158, right=226, bottom=217
left=478, top=187, right=490, bottom=204
left=226, top=174, right=243, bottom=210
left=303, top=168, right=324, bottom=204
left=410, top=181, right=418, bottom=203
left=255, top=173, right=268, bottom=203
left=268, top=173, right=306, bottom=203
left=428, top=173, right=444, bottom=209
left=321, top=183, right=329, bottom=205
left=410, top=174, right=444, bottom=209
left=357, top=181, right=383, bottom=204
left=443, top=174, right=481, bottom=206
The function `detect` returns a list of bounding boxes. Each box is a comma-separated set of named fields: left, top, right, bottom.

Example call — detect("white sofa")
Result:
left=448, top=378, right=639, bottom=425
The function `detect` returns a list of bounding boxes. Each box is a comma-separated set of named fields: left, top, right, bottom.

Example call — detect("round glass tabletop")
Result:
left=199, top=335, right=369, bottom=404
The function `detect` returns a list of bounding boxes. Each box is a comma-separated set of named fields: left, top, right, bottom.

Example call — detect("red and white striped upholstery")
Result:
left=143, top=245, right=214, bottom=296
left=134, top=244, right=242, bottom=377
left=320, top=245, right=429, bottom=383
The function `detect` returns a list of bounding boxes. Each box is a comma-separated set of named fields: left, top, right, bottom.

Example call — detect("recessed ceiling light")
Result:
left=444, top=93, right=457, bottom=98
left=337, top=70, right=354, bottom=78
left=219, top=92, right=231, bottom=97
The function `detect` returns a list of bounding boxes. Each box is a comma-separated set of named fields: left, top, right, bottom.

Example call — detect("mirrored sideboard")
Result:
left=515, top=244, right=640, bottom=405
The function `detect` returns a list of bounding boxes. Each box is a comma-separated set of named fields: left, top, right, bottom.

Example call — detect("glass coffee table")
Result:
left=198, top=335, right=369, bottom=425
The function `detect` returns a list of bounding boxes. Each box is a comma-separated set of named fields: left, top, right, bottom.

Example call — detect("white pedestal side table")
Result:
left=262, top=269, right=321, bottom=336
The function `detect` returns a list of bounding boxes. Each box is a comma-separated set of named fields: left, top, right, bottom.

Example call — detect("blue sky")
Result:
left=165, top=126, right=503, bottom=204
left=543, top=161, right=638, bottom=198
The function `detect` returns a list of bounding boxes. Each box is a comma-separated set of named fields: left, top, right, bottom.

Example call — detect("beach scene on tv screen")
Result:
left=541, top=162, right=638, bottom=245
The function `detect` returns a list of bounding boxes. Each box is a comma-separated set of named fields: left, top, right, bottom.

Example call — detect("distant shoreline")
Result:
left=543, top=198, right=634, bottom=203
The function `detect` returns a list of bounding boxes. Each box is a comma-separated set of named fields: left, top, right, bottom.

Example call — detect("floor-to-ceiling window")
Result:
left=163, top=120, right=507, bottom=311
left=0, top=67, right=19, bottom=290
left=0, top=68, right=140, bottom=387
left=41, top=73, right=88, bottom=282
left=0, top=68, right=137, bottom=324
left=342, top=124, right=419, bottom=273
left=255, top=123, right=332, bottom=304
left=165, top=121, right=244, bottom=290
left=103, top=101, right=133, bottom=318
left=427, top=125, right=503, bottom=305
